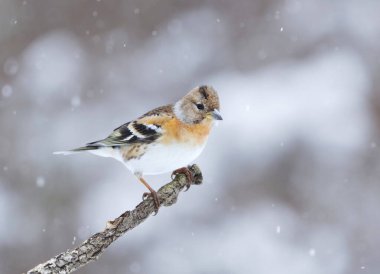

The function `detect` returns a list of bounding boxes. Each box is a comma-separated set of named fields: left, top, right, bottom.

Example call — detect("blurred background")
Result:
left=1, top=0, right=380, bottom=273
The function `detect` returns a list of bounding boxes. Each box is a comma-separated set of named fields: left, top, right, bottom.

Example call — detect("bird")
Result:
left=55, top=85, right=222, bottom=212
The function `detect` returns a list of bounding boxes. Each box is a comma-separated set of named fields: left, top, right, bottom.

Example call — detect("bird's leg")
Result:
left=171, top=166, right=194, bottom=191
left=138, top=176, right=160, bottom=214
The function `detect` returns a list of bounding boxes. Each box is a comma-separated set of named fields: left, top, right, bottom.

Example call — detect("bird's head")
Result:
left=174, top=85, right=222, bottom=124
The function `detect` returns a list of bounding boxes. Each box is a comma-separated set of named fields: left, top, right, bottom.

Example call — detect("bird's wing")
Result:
left=88, top=105, right=174, bottom=147
left=87, top=120, right=163, bottom=147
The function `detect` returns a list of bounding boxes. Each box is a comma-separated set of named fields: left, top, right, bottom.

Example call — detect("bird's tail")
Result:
left=53, top=145, right=100, bottom=155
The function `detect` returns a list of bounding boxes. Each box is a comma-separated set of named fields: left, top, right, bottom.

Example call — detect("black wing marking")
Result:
left=133, top=122, right=159, bottom=136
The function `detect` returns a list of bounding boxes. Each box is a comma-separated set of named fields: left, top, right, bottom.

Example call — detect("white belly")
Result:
left=124, top=142, right=207, bottom=175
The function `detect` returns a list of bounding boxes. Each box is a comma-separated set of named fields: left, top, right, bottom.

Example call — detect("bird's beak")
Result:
left=210, top=109, right=223, bottom=120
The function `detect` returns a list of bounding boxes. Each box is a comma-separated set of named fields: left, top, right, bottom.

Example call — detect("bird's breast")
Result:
left=160, top=118, right=212, bottom=146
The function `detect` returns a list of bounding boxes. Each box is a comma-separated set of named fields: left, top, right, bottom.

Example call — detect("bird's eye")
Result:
left=196, top=103, right=204, bottom=110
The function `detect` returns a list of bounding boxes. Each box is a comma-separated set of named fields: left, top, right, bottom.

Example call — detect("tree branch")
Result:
left=26, top=164, right=203, bottom=274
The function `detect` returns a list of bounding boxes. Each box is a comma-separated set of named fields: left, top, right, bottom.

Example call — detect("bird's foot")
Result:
left=142, top=190, right=160, bottom=215
left=171, top=166, right=194, bottom=191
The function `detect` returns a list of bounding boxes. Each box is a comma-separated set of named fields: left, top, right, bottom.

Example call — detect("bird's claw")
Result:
left=172, top=167, right=194, bottom=191
left=142, top=191, right=160, bottom=215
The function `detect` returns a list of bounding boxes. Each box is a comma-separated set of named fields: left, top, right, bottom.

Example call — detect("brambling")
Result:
left=55, top=85, right=222, bottom=212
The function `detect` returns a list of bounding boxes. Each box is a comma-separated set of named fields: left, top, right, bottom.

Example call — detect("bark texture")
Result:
left=26, top=164, right=203, bottom=274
